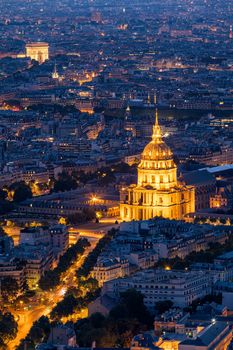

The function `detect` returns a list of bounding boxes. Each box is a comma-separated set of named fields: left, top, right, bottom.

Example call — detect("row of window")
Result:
left=142, top=161, right=173, bottom=168
left=142, top=174, right=174, bottom=183
left=134, top=284, right=175, bottom=289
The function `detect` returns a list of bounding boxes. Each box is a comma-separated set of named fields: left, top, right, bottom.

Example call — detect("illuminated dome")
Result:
left=139, top=110, right=175, bottom=173
left=136, top=111, right=177, bottom=189
left=141, top=140, right=172, bottom=161
left=141, top=111, right=172, bottom=161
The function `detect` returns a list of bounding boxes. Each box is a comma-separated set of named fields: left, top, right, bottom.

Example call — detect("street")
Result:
left=6, top=232, right=103, bottom=350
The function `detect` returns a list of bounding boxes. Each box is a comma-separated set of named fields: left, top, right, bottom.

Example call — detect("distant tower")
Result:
left=125, top=105, right=131, bottom=121
left=52, top=62, right=59, bottom=79
left=124, top=105, right=136, bottom=136
left=147, top=92, right=151, bottom=105
left=230, top=25, right=233, bottom=39
left=153, top=93, right=157, bottom=105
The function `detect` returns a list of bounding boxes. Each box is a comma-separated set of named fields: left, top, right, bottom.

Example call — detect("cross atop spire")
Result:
left=155, top=108, right=159, bottom=125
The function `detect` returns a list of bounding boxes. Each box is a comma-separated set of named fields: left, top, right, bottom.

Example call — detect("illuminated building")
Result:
left=120, top=111, right=195, bottom=221
left=92, top=257, right=129, bottom=286
left=52, top=63, right=59, bottom=79
left=26, top=42, right=49, bottom=64
left=210, top=183, right=232, bottom=209
left=103, top=269, right=211, bottom=309
left=179, top=321, right=232, bottom=350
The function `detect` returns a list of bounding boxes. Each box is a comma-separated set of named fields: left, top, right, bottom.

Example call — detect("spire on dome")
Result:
left=155, top=108, right=159, bottom=125
left=152, top=109, right=162, bottom=142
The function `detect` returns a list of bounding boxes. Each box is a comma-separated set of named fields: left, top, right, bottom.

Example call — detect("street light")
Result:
left=91, top=195, right=100, bottom=205
left=165, top=266, right=171, bottom=271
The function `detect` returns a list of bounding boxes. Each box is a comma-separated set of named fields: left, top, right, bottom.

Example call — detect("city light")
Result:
left=0, top=1, right=233, bottom=349
left=165, top=266, right=171, bottom=271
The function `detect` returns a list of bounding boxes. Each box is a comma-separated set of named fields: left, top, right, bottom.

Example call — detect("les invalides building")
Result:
left=120, top=112, right=195, bottom=221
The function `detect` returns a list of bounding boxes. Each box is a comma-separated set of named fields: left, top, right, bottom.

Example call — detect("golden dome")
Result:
left=141, top=110, right=173, bottom=161
left=141, top=142, right=172, bottom=161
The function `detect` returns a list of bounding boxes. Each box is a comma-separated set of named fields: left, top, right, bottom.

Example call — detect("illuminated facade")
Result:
left=120, top=111, right=195, bottom=221
left=26, top=42, right=49, bottom=64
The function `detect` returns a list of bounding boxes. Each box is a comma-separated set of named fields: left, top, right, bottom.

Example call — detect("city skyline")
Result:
left=0, top=0, right=233, bottom=349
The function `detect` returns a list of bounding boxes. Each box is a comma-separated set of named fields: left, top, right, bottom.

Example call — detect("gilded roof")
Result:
left=141, top=110, right=173, bottom=161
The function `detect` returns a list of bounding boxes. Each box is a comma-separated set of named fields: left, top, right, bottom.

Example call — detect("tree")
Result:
left=0, top=312, right=18, bottom=345
left=97, top=171, right=116, bottom=186
left=110, top=289, right=153, bottom=327
left=155, top=300, right=173, bottom=314
left=29, top=316, right=51, bottom=344
left=68, top=208, right=96, bottom=225
left=77, top=231, right=116, bottom=279
left=66, top=286, right=83, bottom=298
left=9, top=182, right=32, bottom=202
left=53, top=172, right=78, bottom=192
left=109, top=303, right=128, bottom=320
left=0, top=189, right=7, bottom=200
left=16, top=316, right=51, bottom=349
left=50, top=294, right=78, bottom=319
left=1, top=277, right=19, bottom=302
left=79, top=278, right=99, bottom=292
left=75, top=289, right=152, bottom=348
left=89, top=313, right=106, bottom=329
left=28, top=103, right=80, bottom=116
left=29, top=326, right=44, bottom=344
left=38, top=270, right=60, bottom=290
left=39, top=239, right=89, bottom=291
left=0, top=338, right=7, bottom=350
left=108, top=318, right=144, bottom=347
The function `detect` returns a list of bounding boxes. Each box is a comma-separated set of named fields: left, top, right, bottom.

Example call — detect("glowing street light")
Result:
left=165, top=266, right=171, bottom=271
left=91, top=195, right=100, bottom=205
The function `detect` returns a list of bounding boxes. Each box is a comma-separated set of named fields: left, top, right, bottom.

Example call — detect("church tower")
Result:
left=120, top=111, right=195, bottom=221
left=52, top=62, right=59, bottom=79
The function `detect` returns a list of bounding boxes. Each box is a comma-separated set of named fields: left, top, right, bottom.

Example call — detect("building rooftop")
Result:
left=26, top=42, right=49, bottom=47
left=179, top=321, right=231, bottom=347
left=182, top=169, right=215, bottom=185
